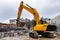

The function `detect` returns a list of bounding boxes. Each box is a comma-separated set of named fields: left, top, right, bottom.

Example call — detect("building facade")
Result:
left=9, top=19, right=16, bottom=24
left=0, top=23, right=16, bottom=27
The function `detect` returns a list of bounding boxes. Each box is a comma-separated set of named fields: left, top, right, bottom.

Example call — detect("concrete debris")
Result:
left=0, top=31, right=27, bottom=38
left=0, top=33, right=60, bottom=40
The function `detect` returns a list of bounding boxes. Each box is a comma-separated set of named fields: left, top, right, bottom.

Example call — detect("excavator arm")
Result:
left=17, top=1, right=40, bottom=27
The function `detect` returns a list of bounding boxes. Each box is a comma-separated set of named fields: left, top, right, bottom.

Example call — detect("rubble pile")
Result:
left=0, top=27, right=28, bottom=38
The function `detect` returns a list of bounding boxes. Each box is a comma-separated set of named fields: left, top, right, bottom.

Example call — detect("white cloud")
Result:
left=0, top=0, right=60, bottom=23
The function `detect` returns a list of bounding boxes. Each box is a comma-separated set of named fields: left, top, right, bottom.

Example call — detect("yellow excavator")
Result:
left=16, top=1, right=57, bottom=38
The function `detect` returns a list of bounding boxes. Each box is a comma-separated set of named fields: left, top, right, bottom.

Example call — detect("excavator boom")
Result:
left=17, top=1, right=40, bottom=27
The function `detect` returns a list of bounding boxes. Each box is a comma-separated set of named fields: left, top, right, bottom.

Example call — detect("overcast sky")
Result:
left=0, top=0, right=60, bottom=23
